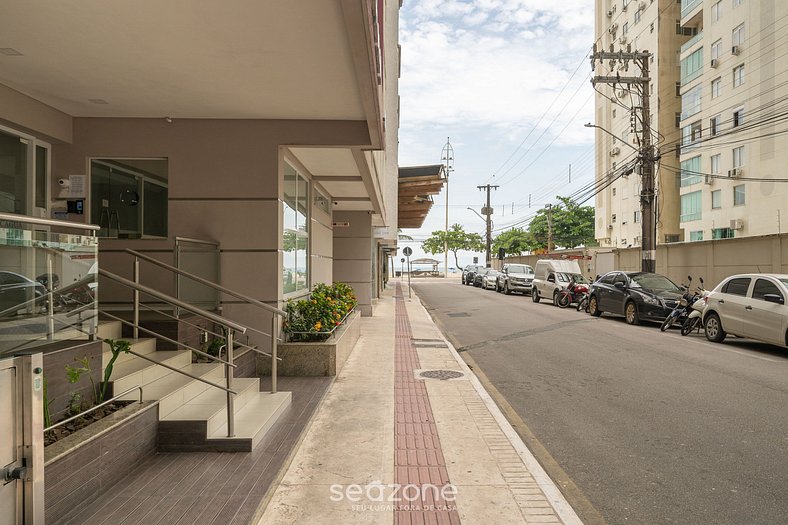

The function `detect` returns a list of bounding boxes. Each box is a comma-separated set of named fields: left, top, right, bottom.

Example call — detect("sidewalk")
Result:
left=255, top=281, right=582, bottom=524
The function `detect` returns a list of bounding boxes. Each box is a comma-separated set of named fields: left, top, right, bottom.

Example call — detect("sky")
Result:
left=397, top=0, right=597, bottom=271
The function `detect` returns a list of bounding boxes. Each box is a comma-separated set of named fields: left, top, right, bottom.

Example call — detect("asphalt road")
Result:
left=412, top=279, right=788, bottom=525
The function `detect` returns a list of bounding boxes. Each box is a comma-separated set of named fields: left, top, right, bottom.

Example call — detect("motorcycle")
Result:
left=681, top=277, right=708, bottom=336
left=660, top=276, right=702, bottom=332
left=557, top=279, right=589, bottom=309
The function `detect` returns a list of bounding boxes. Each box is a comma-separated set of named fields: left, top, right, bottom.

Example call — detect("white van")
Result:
left=532, top=259, right=585, bottom=304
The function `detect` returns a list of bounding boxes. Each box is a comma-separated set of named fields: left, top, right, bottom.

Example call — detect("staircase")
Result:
left=97, top=320, right=291, bottom=452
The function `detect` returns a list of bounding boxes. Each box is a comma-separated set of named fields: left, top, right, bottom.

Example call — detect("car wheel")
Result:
left=625, top=301, right=639, bottom=325
left=588, top=295, right=601, bottom=316
left=681, top=317, right=700, bottom=336
left=504, top=282, right=512, bottom=295
left=532, top=289, right=540, bottom=303
left=552, top=290, right=560, bottom=306
left=704, top=313, right=726, bottom=343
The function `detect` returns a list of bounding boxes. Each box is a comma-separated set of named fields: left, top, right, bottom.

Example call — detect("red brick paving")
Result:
left=394, top=284, right=461, bottom=525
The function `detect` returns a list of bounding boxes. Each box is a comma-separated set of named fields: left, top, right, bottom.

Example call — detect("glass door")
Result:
left=90, top=161, right=142, bottom=238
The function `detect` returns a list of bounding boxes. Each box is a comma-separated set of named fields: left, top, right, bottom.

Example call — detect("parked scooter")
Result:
left=681, top=277, right=708, bottom=336
left=660, top=276, right=702, bottom=332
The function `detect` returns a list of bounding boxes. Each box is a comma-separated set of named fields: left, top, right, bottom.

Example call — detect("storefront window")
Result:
left=283, top=163, right=309, bottom=295
left=0, top=129, right=28, bottom=214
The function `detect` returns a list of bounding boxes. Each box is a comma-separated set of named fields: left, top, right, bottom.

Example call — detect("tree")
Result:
left=492, top=228, right=539, bottom=256
left=421, top=224, right=484, bottom=269
left=527, top=196, right=596, bottom=251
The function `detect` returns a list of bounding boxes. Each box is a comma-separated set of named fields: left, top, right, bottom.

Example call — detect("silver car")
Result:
left=703, top=273, right=788, bottom=348
left=482, top=270, right=500, bottom=290
left=497, top=264, right=535, bottom=295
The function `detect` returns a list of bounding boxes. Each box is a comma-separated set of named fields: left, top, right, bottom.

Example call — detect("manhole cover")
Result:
left=447, top=312, right=470, bottom=318
left=419, top=370, right=465, bottom=380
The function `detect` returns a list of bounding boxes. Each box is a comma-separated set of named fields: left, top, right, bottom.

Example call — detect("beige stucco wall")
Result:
left=0, top=83, right=72, bottom=143
left=333, top=210, right=373, bottom=316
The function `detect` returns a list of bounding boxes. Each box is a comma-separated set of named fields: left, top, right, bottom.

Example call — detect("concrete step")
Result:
left=96, top=320, right=122, bottom=340
left=102, top=337, right=158, bottom=368
left=109, top=350, right=191, bottom=394
left=207, top=391, right=292, bottom=451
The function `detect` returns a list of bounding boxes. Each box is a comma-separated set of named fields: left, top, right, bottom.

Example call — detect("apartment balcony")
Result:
left=680, top=31, right=704, bottom=59
left=681, top=0, right=703, bottom=26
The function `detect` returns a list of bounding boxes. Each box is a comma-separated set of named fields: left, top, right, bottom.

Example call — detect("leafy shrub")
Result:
left=283, top=282, right=358, bottom=342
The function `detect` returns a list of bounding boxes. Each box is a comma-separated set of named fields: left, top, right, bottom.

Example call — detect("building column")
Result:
left=333, top=211, right=374, bottom=316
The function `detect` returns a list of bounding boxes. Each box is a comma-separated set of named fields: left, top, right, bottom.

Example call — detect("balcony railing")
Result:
left=681, top=0, right=703, bottom=20
left=680, top=31, right=704, bottom=55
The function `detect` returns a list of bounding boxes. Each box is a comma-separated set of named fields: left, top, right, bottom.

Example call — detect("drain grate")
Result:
left=411, top=338, right=448, bottom=348
left=447, top=312, right=470, bottom=318
left=419, top=370, right=465, bottom=380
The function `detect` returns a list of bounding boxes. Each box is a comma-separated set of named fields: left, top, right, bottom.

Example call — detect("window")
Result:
left=623, top=21, right=629, bottom=35
left=0, top=129, right=29, bottom=214
left=733, top=184, right=745, bottom=205
left=634, top=9, right=641, bottom=23
left=675, top=82, right=682, bottom=97
left=612, top=188, right=617, bottom=196
left=710, top=115, right=720, bottom=136
left=283, top=162, right=309, bottom=295
left=680, top=48, right=704, bottom=84
left=711, top=77, right=721, bottom=98
left=711, top=39, right=722, bottom=61
left=621, top=239, right=628, bottom=246
left=634, top=210, right=641, bottom=223
left=681, top=156, right=702, bottom=186
left=711, top=189, right=722, bottom=209
left=682, top=121, right=703, bottom=146
left=612, top=213, right=617, bottom=223
left=711, top=154, right=721, bottom=175
left=680, top=190, right=702, bottom=222
left=612, top=108, right=617, bottom=118
left=712, top=227, right=734, bottom=239
left=732, top=23, right=745, bottom=46
left=722, top=277, right=750, bottom=295
left=650, top=22, right=655, bottom=33
left=690, top=231, right=704, bottom=241
left=733, top=108, right=744, bottom=127
left=733, top=146, right=744, bottom=168
left=752, top=279, right=783, bottom=302
left=675, top=112, right=682, bottom=128
left=681, top=85, right=702, bottom=119
left=733, top=0, right=743, bottom=7
left=733, top=64, right=745, bottom=87
left=711, top=1, right=722, bottom=22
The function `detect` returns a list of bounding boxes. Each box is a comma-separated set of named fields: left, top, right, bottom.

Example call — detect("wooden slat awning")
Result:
left=398, top=164, right=446, bottom=229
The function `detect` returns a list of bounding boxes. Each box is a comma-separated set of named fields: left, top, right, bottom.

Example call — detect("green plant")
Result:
left=67, top=391, right=83, bottom=417
left=99, top=339, right=131, bottom=403
left=65, top=356, right=97, bottom=405
left=42, top=376, right=53, bottom=429
left=282, top=282, right=358, bottom=342
left=205, top=336, right=226, bottom=357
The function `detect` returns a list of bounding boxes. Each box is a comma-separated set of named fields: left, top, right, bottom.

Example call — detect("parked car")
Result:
left=587, top=271, right=683, bottom=325
left=497, top=264, right=535, bottom=295
left=473, top=268, right=493, bottom=288
left=702, top=274, right=788, bottom=348
left=482, top=270, right=500, bottom=290
left=532, top=259, right=584, bottom=304
left=462, top=264, right=483, bottom=285
left=0, top=271, right=47, bottom=315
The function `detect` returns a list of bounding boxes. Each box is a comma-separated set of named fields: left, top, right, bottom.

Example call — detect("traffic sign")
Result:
left=403, top=247, right=413, bottom=256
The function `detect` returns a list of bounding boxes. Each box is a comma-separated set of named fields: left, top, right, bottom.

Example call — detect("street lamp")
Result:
left=584, top=123, right=639, bottom=151
left=441, top=138, right=454, bottom=276
left=467, top=207, right=485, bottom=222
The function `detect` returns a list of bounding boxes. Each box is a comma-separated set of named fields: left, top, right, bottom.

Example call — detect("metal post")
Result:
left=406, top=255, right=412, bottom=298
left=441, top=138, right=454, bottom=276
left=46, top=256, right=54, bottom=340
left=225, top=329, right=235, bottom=437
left=133, top=257, right=140, bottom=339
left=271, top=314, right=278, bottom=394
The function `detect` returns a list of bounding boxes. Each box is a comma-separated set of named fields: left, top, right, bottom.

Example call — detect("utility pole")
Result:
left=591, top=44, right=656, bottom=272
left=441, top=138, right=454, bottom=276
left=477, top=184, right=499, bottom=267
left=545, top=204, right=554, bottom=253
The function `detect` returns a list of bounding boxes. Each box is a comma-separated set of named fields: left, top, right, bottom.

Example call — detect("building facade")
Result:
left=594, top=0, right=788, bottom=247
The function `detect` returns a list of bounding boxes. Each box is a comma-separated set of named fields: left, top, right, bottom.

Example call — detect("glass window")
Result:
left=680, top=190, right=702, bottom=222
left=752, top=279, right=782, bottom=301
left=682, top=121, right=703, bottom=147
left=710, top=115, right=720, bottom=136
left=711, top=39, right=722, bottom=60
left=612, top=213, right=617, bottom=223
left=143, top=181, right=167, bottom=237
left=711, top=154, right=721, bottom=175
left=35, top=145, right=47, bottom=209
left=690, top=231, right=704, bottom=241
left=733, top=64, right=745, bottom=87
left=733, top=146, right=744, bottom=168
left=733, top=184, right=745, bottom=205
left=681, top=86, right=702, bottom=120
left=712, top=189, right=722, bottom=209
left=0, top=129, right=28, bottom=215
left=283, top=162, right=309, bottom=295
left=711, top=78, right=721, bottom=98
left=600, top=273, right=616, bottom=285
left=733, top=108, right=744, bottom=127
left=733, top=0, right=743, bottom=7
left=634, top=210, right=641, bottom=223
left=681, top=48, right=704, bottom=84
left=722, top=277, right=750, bottom=296
left=634, top=9, right=641, bottom=23
left=681, top=156, right=702, bottom=186
left=711, top=1, right=722, bottom=22
left=623, top=22, right=629, bottom=35
left=732, top=23, right=745, bottom=46
left=712, top=227, right=734, bottom=239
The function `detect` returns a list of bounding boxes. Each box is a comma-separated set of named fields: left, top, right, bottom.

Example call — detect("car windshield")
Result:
left=629, top=274, right=681, bottom=291
left=556, top=272, right=586, bottom=283
left=508, top=265, right=534, bottom=275
left=778, top=278, right=788, bottom=287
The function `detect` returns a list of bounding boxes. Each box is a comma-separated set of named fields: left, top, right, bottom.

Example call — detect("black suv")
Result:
left=462, top=264, right=484, bottom=285
left=496, top=264, right=535, bottom=295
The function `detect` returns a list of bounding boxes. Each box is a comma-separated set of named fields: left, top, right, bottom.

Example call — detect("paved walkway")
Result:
left=256, top=282, right=582, bottom=524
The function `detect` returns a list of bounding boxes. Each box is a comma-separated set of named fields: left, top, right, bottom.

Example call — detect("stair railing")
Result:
left=100, top=269, right=246, bottom=437
left=125, top=247, right=287, bottom=394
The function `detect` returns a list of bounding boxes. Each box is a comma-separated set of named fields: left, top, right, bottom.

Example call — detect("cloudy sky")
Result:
left=397, top=0, right=596, bottom=270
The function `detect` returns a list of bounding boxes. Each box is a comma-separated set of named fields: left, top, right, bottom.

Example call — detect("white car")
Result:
left=703, top=273, right=788, bottom=348
left=481, top=270, right=500, bottom=290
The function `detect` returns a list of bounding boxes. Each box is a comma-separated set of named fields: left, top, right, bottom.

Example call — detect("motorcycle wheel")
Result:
left=557, top=293, right=571, bottom=308
left=576, top=296, right=587, bottom=312
left=681, top=317, right=700, bottom=336
left=660, top=313, right=676, bottom=332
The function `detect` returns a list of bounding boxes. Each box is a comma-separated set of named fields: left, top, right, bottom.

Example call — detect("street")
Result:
left=412, top=279, right=788, bottom=525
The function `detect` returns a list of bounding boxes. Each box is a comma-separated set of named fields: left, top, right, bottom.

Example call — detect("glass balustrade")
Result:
left=174, top=238, right=220, bottom=315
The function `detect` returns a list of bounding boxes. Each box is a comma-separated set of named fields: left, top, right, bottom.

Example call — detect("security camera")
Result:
left=58, top=178, right=70, bottom=187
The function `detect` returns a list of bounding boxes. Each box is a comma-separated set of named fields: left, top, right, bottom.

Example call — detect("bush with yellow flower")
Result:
left=282, top=282, right=358, bottom=342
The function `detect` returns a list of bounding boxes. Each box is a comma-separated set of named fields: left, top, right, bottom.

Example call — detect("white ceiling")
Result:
left=0, top=0, right=365, bottom=119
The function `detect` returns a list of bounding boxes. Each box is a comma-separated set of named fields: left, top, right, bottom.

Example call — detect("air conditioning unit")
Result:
left=609, top=147, right=621, bottom=156
left=732, top=45, right=741, bottom=55
left=704, top=174, right=713, bottom=185
left=619, top=36, right=628, bottom=45
left=608, top=23, right=618, bottom=34
left=607, top=9, right=614, bottom=17
left=730, top=219, right=744, bottom=230
left=710, top=59, right=719, bottom=68
left=727, top=168, right=742, bottom=178
left=608, top=225, right=614, bottom=230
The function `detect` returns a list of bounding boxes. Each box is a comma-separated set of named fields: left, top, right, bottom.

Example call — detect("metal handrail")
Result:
left=0, top=212, right=100, bottom=232
left=44, top=385, right=144, bottom=432
left=175, top=236, right=220, bottom=247
left=125, top=249, right=286, bottom=316
left=99, top=269, right=247, bottom=334
left=123, top=346, right=237, bottom=395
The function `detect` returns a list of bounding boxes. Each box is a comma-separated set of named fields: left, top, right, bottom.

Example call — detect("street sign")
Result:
left=481, top=206, right=493, bottom=216
left=473, top=257, right=478, bottom=264
left=403, top=247, right=413, bottom=256
left=400, top=258, right=405, bottom=262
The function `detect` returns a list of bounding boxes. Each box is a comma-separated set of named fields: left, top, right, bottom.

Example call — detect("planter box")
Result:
left=258, top=310, right=361, bottom=376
